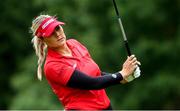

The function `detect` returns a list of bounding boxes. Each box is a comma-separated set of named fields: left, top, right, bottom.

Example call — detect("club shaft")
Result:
left=118, top=18, right=131, bottom=56
left=118, top=18, right=127, bottom=41
left=113, top=0, right=131, bottom=56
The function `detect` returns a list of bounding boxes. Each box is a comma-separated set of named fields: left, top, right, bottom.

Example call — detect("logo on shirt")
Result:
left=73, top=63, right=77, bottom=69
left=112, top=74, right=117, bottom=78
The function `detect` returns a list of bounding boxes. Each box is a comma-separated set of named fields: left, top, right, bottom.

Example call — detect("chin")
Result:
left=61, top=39, right=66, bottom=44
left=58, top=40, right=66, bottom=47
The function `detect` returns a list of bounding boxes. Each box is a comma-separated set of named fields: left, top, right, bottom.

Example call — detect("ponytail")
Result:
left=30, top=14, right=51, bottom=81
left=31, top=36, right=47, bottom=81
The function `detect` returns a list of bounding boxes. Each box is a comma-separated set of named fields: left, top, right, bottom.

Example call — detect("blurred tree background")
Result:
left=0, top=0, right=179, bottom=110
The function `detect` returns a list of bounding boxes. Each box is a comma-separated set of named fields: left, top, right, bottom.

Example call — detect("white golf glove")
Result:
left=125, top=65, right=141, bottom=82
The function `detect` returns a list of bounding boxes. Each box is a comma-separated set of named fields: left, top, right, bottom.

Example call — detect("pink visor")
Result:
left=35, top=17, right=65, bottom=37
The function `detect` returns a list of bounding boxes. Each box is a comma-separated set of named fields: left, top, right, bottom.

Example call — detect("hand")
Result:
left=123, top=66, right=141, bottom=83
left=120, top=55, right=141, bottom=82
left=133, top=65, right=141, bottom=78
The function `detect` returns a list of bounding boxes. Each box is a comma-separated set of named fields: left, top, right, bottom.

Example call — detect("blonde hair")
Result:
left=30, top=14, right=51, bottom=81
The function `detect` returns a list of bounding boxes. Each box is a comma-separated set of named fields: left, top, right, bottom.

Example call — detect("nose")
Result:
left=54, top=31, right=61, bottom=38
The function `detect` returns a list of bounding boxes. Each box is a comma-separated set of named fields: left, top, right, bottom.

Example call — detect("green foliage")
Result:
left=10, top=55, right=61, bottom=110
left=0, top=0, right=179, bottom=110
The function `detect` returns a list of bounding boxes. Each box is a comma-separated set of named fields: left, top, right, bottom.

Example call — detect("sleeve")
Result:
left=67, top=70, right=123, bottom=90
left=101, top=72, right=111, bottom=76
left=45, top=63, right=75, bottom=86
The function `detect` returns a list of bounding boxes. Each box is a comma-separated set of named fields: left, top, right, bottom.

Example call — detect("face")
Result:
left=42, top=25, right=66, bottom=49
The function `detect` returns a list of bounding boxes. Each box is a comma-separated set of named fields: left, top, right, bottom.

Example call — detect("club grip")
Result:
left=124, top=41, right=131, bottom=56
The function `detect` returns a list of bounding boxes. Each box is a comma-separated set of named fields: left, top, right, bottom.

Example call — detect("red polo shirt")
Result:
left=44, top=39, right=110, bottom=110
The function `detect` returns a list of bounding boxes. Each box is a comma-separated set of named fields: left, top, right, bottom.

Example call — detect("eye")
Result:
left=55, top=25, right=60, bottom=31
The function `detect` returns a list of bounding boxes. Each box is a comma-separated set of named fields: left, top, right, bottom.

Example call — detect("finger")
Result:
left=127, top=55, right=133, bottom=59
left=131, top=57, right=137, bottom=63
left=134, top=65, right=138, bottom=69
left=137, top=61, right=141, bottom=65
left=132, top=61, right=141, bottom=66
left=132, top=65, right=137, bottom=71
left=129, top=55, right=135, bottom=60
left=132, top=61, right=139, bottom=66
left=126, top=56, right=131, bottom=62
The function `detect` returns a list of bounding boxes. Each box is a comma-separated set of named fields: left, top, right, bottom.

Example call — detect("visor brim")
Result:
left=43, top=21, right=65, bottom=37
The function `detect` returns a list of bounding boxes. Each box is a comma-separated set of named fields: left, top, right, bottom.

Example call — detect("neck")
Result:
left=51, top=44, right=72, bottom=57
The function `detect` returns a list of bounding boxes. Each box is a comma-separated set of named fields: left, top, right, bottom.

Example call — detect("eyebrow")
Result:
left=55, top=25, right=60, bottom=31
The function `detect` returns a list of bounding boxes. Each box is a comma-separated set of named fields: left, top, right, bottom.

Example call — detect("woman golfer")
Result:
left=30, top=14, right=140, bottom=110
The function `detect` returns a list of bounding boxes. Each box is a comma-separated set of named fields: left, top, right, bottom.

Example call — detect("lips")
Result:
left=57, top=37, right=64, bottom=41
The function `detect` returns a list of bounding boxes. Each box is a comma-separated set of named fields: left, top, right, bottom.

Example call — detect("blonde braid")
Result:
left=30, top=14, right=51, bottom=81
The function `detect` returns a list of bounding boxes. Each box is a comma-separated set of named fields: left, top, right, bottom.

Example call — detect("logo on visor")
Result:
left=42, top=19, right=54, bottom=29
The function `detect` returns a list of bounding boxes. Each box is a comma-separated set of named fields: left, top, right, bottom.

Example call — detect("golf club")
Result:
left=112, top=0, right=141, bottom=81
left=112, top=0, right=131, bottom=56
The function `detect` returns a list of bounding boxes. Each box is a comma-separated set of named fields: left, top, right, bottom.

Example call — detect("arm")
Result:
left=101, top=72, right=111, bottom=76
left=67, top=55, right=141, bottom=89
left=67, top=70, right=123, bottom=90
